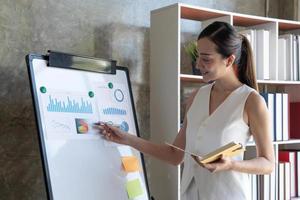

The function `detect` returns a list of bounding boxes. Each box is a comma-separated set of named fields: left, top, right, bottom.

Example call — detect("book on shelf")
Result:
left=279, top=151, right=297, bottom=197
left=279, top=33, right=300, bottom=81
left=285, top=162, right=291, bottom=200
left=282, top=93, right=290, bottom=141
left=270, top=163, right=276, bottom=200
left=245, top=144, right=300, bottom=200
left=250, top=174, right=258, bottom=200
left=260, top=174, right=270, bottom=200
left=256, top=29, right=270, bottom=80
left=275, top=93, right=283, bottom=141
left=298, top=35, right=300, bottom=81
left=298, top=152, right=300, bottom=197
left=239, top=29, right=271, bottom=80
left=260, top=92, right=291, bottom=142
left=260, top=93, right=275, bottom=141
left=293, top=35, right=298, bottom=81
left=278, top=37, right=287, bottom=80
left=290, top=102, right=300, bottom=139
left=165, top=141, right=245, bottom=164
left=238, top=30, right=300, bottom=81
left=279, top=162, right=285, bottom=200
left=279, top=34, right=293, bottom=81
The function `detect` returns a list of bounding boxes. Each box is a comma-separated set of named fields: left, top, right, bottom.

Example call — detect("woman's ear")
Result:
left=226, top=54, right=236, bottom=67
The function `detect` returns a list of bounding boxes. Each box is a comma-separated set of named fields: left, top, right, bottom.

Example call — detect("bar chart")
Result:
left=46, top=95, right=93, bottom=114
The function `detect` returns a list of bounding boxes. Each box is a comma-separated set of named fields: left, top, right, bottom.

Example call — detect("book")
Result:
left=297, top=152, right=300, bottom=197
left=275, top=93, right=283, bottom=141
left=279, top=151, right=297, bottom=197
left=293, top=35, right=298, bottom=81
left=279, top=34, right=293, bottom=80
left=285, top=162, right=291, bottom=199
left=165, top=141, right=245, bottom=164
left=256, top=29, right=270, bottom=80
left=251, top=174, right=258, bottom=200
left=278, top=37, right=287, bottom=80
left=298, top=35, right=300, bottom=81
left=282, top=93, right=289, bottom=141
left=279, top=162, right=285, bottom=200
left=260, top=93, right=275, bottom=141
left=290, top=102, right=300, bottom=139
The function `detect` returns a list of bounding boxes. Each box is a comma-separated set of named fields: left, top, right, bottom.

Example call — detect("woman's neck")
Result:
left=213, top=70, right=242, bottom=92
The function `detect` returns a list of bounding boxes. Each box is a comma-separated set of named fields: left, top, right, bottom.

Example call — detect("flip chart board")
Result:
left=26, top=53, right=150, bottom=200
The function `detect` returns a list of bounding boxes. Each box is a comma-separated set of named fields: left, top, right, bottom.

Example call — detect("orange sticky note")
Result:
left=121, top=156, right=139, bottom=172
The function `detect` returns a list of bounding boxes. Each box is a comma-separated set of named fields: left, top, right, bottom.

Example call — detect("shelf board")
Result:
left=180, top=74, right=300, bottom=85
left=178, top=3, right=300, bottom=31
left=278, top=19, right=300, bottom=30
left=181, top=6, right=228, bottom=21
left=180, top=74, right=204, bottom=83
left=233, top=14, right=274, bottom=27
left=247, top=139, right=300, bottom=147
left=257, top=80, right=300, bottom=85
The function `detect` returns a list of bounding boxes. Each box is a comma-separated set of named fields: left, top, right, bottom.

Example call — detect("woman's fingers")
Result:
left=94, top=122, right=123, bottom=142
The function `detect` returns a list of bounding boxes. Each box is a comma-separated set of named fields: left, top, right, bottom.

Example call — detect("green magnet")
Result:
left=88, top=91, right=94, bottom=98
left=108, top=82, right=113, bottom=89
left=40, top=86, right=47, bottom=93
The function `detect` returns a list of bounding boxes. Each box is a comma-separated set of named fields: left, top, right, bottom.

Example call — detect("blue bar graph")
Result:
left=103, top=107, right=126, bottom=115
left=47, top=95, right=93, bottom=114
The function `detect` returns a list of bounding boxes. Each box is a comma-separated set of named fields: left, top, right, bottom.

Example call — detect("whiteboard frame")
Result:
left=26, top=53, right=151, bottom=200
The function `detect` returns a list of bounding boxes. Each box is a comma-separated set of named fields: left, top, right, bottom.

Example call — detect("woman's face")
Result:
left=196, top=37, right=230, bottom=83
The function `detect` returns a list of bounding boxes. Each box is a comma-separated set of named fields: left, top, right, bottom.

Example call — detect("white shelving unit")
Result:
left=150, top=3, right=300, bottom=200
left=181, top=74, right=300, bottom=85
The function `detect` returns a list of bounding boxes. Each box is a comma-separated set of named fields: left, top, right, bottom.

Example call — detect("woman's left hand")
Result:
left=191, top=154, right=234, bottom=173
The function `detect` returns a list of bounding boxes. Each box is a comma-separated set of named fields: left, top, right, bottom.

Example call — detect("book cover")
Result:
left=256, top=29, right=270, bottom=80
left=278, top=37, right=287, bottom=80
left=282, top=93, right=289, bottom=141
left=279, top=151, right=297, bottom=197
left=165, top=142, right=245, bottom=164
left=290, top=102, right=300, bottom=139
left=275, top=93, right=283, bottom=141
left=279, top=34, right=293, bottom=80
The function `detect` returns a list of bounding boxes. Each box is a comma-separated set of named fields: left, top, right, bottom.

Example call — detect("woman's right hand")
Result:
left=94, top=122, right=132, bottom=145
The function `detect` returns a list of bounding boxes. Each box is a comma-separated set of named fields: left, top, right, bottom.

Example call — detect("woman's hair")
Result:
left=198, top=21, right=258, bottom=91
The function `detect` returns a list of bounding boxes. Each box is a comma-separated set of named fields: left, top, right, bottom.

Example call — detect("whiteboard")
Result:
left=26, top=54, right=150, bottom=200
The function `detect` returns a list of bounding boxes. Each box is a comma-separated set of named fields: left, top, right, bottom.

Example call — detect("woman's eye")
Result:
left=202, top=59, right=210, bottom=63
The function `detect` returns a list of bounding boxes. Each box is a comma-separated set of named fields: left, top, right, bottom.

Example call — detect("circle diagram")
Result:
left=114, top=89, right=124, bottom=102
left=120, top=121, right=129, bottom=132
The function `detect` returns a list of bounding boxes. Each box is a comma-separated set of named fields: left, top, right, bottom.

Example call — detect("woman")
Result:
left=96, top=21, right=274, bottom=200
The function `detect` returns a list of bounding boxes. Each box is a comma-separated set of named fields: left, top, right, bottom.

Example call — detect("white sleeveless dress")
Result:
left=181, top=83, right=256, bottom=200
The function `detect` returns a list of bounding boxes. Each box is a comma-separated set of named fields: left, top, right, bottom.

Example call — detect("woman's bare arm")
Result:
left=98, top=89, right=199, bottom=165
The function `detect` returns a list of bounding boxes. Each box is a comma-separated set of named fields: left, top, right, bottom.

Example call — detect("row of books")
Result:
left=260, top=93, right=288, bottom=141
left=249, top=171, right=276, bottom=200
left=258, top=93, right=300, bottom=142
left=250, top=150, right=300, bottom=200
left=279, top=34, right=300, bottom=81
left=239, top=29, right=269, bottom=80
left=240, top=29, right=300, bottom=81
left=256, top=93, right=289, bottom=142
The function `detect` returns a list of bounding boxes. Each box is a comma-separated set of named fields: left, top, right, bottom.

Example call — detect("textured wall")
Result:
left=0, top=0, right=268, bottom=199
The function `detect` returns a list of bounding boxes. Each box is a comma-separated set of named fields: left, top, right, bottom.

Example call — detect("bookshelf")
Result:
left=150, top=3, right=300, bottom=200
left=181, top=74, right=300, bottom=85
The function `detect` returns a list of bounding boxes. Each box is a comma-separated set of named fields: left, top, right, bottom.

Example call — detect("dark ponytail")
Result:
left=239, top=35, right=258, bottom=91
left=198, top=21, right=258, bottom=91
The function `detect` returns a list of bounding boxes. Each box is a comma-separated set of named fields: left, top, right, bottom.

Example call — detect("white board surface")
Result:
left=27, top=54, right=150, bottom=200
